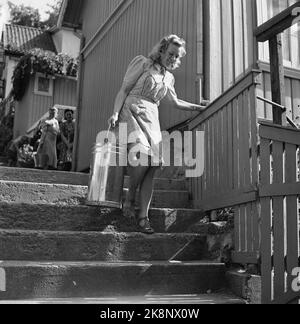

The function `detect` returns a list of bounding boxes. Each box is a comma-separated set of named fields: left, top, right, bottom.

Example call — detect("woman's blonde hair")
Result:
left=149, top=35, right=186, bottom=66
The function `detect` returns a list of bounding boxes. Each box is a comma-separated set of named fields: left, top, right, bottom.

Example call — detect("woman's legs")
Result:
left=137, top=166, right=158, bottom=226
left=123, top=144, right=149, bottom=218
left=123, top=165, right=149, bottom=218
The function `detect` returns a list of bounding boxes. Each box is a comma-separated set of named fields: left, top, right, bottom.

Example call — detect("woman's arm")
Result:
left=166, top=89, right=207, bottom=112
left=109, top=84, right=132, bottom=127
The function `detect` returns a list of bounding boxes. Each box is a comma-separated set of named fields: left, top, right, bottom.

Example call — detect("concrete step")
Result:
left=0, top=181, right=191, bottom=209
left=0, top=293, right=245, bottom=304
left=0, top=167, right=187, bottom=190
left=0, top=261, right=226, bottom=300
left=0, top=167, right=89, bottom=186
left=0, top=203, right=205, bottom=233
left=0, top=230, right=207, bottom=262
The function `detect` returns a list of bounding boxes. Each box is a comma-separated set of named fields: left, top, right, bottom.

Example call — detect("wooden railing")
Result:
left=188, top=70, right=262, bottom=264
left=259, top=121, right=300, bottom=304
left=186, top=69, right=300, bottom=303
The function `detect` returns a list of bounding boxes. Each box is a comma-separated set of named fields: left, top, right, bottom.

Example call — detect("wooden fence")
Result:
left=259, top=121, right=300, bottom=304
left=187, top=70, right=300, bottom=303
left=188, top=70, right=261, bottom=264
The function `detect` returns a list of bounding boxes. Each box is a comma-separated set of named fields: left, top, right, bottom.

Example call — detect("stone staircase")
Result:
left=0, top=167, right=244, bottom=304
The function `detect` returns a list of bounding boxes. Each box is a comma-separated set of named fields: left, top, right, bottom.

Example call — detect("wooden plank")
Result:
left=291, top=79, right=300, bottom=122
left=260, top=138, right=272, bottom=304
left=243, top=0, right=255, bottom=71
left=259, top=61, right=300, bottom=80
left=231, top=251, right=260, bottom=265
left=252, top=201, right=260, bottom=252
left=246, top=203, right=253, bottom=253
left=233, top=97, right=240, bottom=189
left=269, top=34, right=287, bottom=125
left=272, top=141, right=285, bottom=300
left=209, top=0, right=222, bottom=100
left=273, top=196, right=286, bottom=300
left=285, top=143, right=299, bottom=291
left=254, top=1, right=300, bottom=42
left=213, top=114, right=218, bottom=192
left=259, top=124, right=300, bottom=145
left=234, top=206, right=241, bottom=253
left=244, top=89, right=252, bottom=187
left=223, top=106, right=229, bottom=190
left=259, top=182, right=300, bottom=197
left=233, top=0, right=245, bottom=80
left=249, top=85, right=259, bottom=186
left=238, top=93, right=245, bottom=188
left=200, top=189, right=257, bottom=211
left=227, top=101, right=234, bottom=190
left=240, top=204, right=247, bottom=252
left=221, top=0, right=234, bottom=90
left=270, top=291, right=300, bottom=305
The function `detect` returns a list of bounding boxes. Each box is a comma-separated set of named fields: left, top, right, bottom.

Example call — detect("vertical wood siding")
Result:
left=13, top=80, right=33, bottom=138
left=188, top=71, right=261, bottom=264
left=14, top=76, right=77, bottom=137
left=77, top=0, right=200, bottom=171
left=81, top=0, right=124, bottom=43
left=206, top=0, right=257, bottom=101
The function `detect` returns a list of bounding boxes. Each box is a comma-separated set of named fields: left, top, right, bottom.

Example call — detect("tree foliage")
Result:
left=7, top=1, right=63, bottom=29
left=8, top=1, right=42, bottom=28
left=42, top=0, right=63, bottom=29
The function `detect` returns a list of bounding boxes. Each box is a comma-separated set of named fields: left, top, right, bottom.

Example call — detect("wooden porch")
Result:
left=183, top=2, right=300, bottom=304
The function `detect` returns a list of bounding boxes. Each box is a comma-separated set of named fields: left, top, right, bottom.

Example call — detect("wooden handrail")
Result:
left=257, top=96, right=299, bottom=128
left=188, top=70, right=261, bottom=130
left=254, top=1, right=300, bottom=42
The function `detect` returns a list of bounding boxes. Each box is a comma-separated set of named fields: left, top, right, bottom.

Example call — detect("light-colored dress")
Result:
left=36, top=118, right=60, bottom=169
left=117, top=55, right=178, bottom=164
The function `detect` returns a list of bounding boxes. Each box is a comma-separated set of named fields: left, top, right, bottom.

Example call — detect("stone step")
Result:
left=0, top=230, right=207, bottom=262
left=0, top=167, right=187, bottom=190
left=0, top=167, right=89, bottom=186
left=0, top=203, right=205, bottom=233
left=0, top=181, right=191, bottom=209
left=0, top=261, right=226, bottom=300
left=0, top=293, right=245, bottom=304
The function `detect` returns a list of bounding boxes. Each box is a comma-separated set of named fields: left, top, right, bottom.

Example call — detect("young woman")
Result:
left=108, top=35, right=207, bottom=234
left=36, top=107, right=60, bottom=170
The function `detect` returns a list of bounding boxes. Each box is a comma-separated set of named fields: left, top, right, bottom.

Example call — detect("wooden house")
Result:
left=0, top=23, right=80, bottom=138
left=60, top=0, right=300, bottom=304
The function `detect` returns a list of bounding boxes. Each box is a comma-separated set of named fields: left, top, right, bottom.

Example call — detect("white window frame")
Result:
left=34, top=73, right=54, bottom=97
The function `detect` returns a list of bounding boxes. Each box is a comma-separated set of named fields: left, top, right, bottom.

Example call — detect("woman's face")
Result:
left=49, top=109, right=58, bottom=119
left=160, top=43, right=184, bottom=71
left=65, top=111, right=73, bottom=121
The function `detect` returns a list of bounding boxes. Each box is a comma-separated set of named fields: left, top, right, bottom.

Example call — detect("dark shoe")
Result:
left=137, top=218, right=155, bottom=235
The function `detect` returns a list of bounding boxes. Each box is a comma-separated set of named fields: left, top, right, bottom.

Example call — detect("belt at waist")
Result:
left=127, top=94, right=158, bottom=105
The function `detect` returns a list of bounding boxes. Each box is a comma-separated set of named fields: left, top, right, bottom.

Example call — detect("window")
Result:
left=257, top=0, right=300, bottom=68
left=34, top=73, right=53, bottom=96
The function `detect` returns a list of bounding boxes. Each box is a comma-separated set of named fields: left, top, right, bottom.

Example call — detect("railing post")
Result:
left=269, top=34, right=287, bottom=126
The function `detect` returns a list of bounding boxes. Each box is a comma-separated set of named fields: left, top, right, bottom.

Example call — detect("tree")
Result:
left=8, top=1, right=41, bottom=28
left=42, top=0, right=63, bottom=29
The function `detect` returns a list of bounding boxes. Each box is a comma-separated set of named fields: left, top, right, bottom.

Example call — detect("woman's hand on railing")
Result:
left=201, top=99, right=210, bottom=107
left=193, top=104, right=208, bottom=113
left=108, top=112, right=119, bottom=128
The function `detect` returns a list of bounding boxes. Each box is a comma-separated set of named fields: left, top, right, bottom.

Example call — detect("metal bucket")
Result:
left=86, top=130, right=127, bottom=209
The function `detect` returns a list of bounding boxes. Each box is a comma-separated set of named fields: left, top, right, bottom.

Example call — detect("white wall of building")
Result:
left=52, top=28, right=81, bottom=58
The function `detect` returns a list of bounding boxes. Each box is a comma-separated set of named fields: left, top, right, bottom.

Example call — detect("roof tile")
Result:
left=3, top=24, right=56, bottom=55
